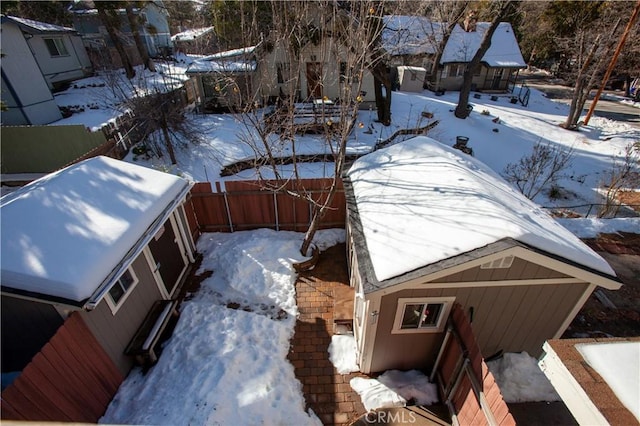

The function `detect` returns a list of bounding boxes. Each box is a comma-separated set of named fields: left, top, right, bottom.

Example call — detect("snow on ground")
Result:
left=350, top=370, right=439, bottom=412
left=53, top=60, right=190, bottom=130
left=52, top=56, right=639, bottom=219
left=556, top=217, right=640, bottom=238
left=487, top=352, right=560, bottom=403
left=48, top=61, right=638, bottom=423
left=328, top=335, right=360, bottom=374
left=101, top=228, right=344, bottom=426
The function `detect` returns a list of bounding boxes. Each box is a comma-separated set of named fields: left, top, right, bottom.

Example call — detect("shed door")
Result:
left=148, top=217, right=186, bottom=297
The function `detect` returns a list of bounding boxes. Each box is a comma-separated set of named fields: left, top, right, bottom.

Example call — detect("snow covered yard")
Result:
left=101, top=229, right=343, bottom=425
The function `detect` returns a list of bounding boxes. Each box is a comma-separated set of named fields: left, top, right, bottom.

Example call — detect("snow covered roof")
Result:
left=2, top=15, right=76, bottom=34
left=382, top=16, right=443, bottom=56
left=172, top=26, right=215, bottom=42
left=442, top=22, right=526, bottom=67
left=345, top=137, right=616, bottom=285
left=1, top=156, right=192, bottom=305
left=186, top=45, right=258, bottom=74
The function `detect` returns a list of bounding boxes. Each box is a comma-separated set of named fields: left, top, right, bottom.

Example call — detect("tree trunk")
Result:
left=161, top=111, right=177, bottom=164
left=562, top=34, right=602, bottom=129
left=97, top=5, right=136, bottom=79
left=125, top=3, right=156, bottom=72
left=454, top=1, right=513, bottom=119
left=372, top=63, right=392, bottom=125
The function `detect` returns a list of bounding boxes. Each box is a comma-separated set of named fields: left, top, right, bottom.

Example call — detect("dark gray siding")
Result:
left=80, top=252, right=163, bottom=375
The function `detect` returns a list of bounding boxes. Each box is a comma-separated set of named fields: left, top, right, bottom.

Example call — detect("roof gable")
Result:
left=1, top=156, right=190, bottom=304
left=2, top=15, right=76, bottom=34
left=345, top=137, right=615, bottom=286
left=442, top=22, right=526, bottom=67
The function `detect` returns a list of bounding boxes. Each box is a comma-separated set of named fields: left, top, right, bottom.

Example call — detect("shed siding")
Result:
left=372, top=282, right=588, bottom=372
left=431, top=256, right=569, bottom=283
left=80, top=253, right=163, bottom=375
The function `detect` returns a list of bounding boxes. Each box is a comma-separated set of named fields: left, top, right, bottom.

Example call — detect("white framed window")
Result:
left=105, top=268, right=139, bottom=314
left=44, top=38, right=69, bottom=57
left=392, top=297, right=455, bottom=334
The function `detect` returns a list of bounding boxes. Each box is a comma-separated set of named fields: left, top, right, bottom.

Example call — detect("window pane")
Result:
left=401, top=303, right=424, bottom=329
left=108, top=283, right=125, bottom=304
left=119, top=270, right=134, bottom=291
left=420, top=303, right=443, bottom=328
left=45, top=39, right=60, bottom=56
left=54, top=38, right=68, bottom=55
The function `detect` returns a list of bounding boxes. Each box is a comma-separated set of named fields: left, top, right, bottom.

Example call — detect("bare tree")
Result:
left=502, top=141, right=574, bottom=201
left=454, top=1, right=514, bottom=119
left=598, top=143, right=640, bottom=218
left=232, top=0, right=388, bottom=255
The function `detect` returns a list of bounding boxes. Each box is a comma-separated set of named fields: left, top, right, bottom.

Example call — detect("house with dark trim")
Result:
left=344, top=136, right=621, bottom=374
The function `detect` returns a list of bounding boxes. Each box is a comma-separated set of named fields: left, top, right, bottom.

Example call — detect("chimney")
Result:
left=463, top=10, right=477, bottom=32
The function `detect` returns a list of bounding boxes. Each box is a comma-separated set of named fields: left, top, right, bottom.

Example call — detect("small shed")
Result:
left=396, top=66, right=426, bottom=92
left=1, top=156, right=196, bottom=378
left=186, top=45, right=259, bottom=112
left=344, top=137, right=621, bottom=374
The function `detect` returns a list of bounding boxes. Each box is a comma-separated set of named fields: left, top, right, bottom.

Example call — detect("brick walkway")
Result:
left=288, top=243, right=367, bottom=425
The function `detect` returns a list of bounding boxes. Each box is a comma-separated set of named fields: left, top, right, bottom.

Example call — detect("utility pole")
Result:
left=584, top=0, right=640, bottom=125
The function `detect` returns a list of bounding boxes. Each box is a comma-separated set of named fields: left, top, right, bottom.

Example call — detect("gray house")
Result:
left=344, top=136, right=621, bottom=374
left=1, top=156, right=196, bottom=378
left=2, top=15, right=93, bottom=91
left=1, top=16, right=64, bottom=125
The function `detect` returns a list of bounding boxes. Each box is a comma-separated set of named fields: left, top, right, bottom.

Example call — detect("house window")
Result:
left=44, top=38, right=69, bottom=57
left=410, top=71, right=417, bottom=81
left=276, top=62, right=290, bottom=84
left=447, top=64, right=464, bottom=77
left=106, top=268, right=139, bottom=314
left=392, top=297, right=455, bottom=334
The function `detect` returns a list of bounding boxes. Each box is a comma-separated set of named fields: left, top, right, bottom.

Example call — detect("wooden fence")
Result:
left=188, top=179, right=346, bottom=234
left=433, top=304, right=515, bottom=426
left=1, top=313, right=123, bottom=422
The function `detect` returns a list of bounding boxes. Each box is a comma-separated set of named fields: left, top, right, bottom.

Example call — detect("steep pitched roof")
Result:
left=1, top=156, right=192, bottom=306
left=442, top=22, right=526, bottom=67
left=345, top=137, right=616, bottom=290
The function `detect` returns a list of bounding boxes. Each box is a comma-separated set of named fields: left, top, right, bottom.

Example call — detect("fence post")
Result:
left=223, top=191, right=234, bottom=232
left=273, top=192, right=279, bottom=231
